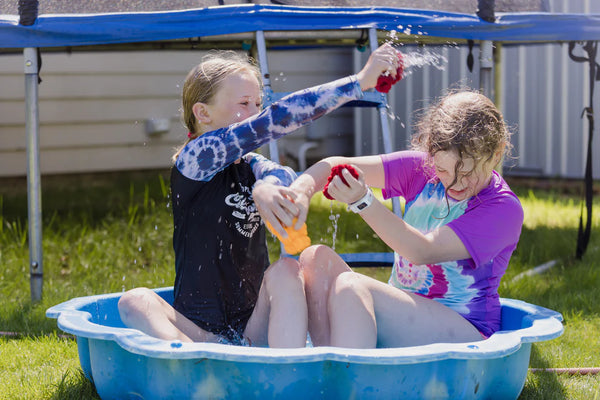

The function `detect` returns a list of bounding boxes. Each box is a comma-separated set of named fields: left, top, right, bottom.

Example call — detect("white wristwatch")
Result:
left=347, top=188, right=374, bottom=213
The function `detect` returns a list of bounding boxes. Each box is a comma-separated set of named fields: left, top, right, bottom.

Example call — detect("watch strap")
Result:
left=347, top=188, right=374, bottom=213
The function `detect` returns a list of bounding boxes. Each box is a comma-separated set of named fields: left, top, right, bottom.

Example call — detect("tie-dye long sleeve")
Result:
left=175, top=76, right=363, bottom=181
left=245, top=152, right=297, bottom=188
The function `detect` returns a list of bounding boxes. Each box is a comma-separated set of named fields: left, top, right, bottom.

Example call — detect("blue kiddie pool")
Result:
left=47, top=287, right=563, bottom=400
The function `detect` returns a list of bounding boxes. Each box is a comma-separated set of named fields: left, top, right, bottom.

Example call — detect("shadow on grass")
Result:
left=519, top=346, right=567, bottom=400
left=49, top=369, right=100, bottom=400
left=0, top=300, right=66, bottom=337
left=0, top=170, right=171, bottom=228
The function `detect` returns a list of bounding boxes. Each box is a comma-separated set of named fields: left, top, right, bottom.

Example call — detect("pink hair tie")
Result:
left=187, top=132, right=195, bottom=139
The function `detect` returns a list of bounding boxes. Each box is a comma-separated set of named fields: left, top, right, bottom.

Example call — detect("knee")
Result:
left=299, top=244, right=337, bottom=265
left=299, top=244, right=338, bottom=278
left=264, top=257, right=304, bottom=290
left=331, top=271, right=363, bottom=295
left=118, top=287, right=154, bottom=318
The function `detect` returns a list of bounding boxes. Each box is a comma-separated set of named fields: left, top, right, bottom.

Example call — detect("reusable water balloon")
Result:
left=265, top=217, right=311, bottom=255
left=323, top=164, right=360, bottom=200
left=375, top=51, right=404, bottom=93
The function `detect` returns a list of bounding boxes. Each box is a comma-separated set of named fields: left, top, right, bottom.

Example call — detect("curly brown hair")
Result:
left=411, top=90, right=512, bottom=192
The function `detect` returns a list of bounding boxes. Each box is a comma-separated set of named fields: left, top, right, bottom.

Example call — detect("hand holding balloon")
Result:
left=323, top=164, right=360, bottom=200
left=375, top=51, right=404, bottom=93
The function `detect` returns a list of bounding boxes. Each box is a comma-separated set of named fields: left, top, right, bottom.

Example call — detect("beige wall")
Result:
left=0, top=48, right=354, bottom=177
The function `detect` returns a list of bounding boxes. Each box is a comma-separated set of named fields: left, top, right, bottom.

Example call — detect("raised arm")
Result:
left=175, top=43, right=401, bottom=182
left=175, top=77, right=363, bottom=181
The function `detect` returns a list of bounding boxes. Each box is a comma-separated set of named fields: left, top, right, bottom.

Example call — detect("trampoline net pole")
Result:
left=255, top=30, right=280, bottom=164
left=368, top=28, right=402, bottom=217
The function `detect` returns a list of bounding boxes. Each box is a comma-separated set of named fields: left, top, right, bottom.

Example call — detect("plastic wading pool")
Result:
left=47, top=287, right=563, bottom=400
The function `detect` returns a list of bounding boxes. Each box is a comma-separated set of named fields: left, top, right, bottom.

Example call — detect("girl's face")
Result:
left=201, top=71, right=262, bottom=131
left=433, top=150, right=497, bottom=201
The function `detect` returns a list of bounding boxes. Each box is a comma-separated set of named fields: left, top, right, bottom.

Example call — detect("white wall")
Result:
left=0, top=48, right=354, bottom=177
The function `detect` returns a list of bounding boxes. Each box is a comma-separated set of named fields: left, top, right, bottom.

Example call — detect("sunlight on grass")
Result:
left=0, top=334, right=89, bottom=399
left=0, top=172, right=598, bottom=399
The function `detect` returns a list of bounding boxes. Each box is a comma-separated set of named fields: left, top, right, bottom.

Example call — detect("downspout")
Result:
left=19, top=0, right=43, bottom=302
left=477, top=0, right=495, bottom=99
left=477, top=1, right=503, bottom=174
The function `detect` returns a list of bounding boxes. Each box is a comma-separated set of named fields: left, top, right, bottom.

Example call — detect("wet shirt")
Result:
left=381, top=151, right=524, bottom=337
left=171, top=76, right=363, bottom=340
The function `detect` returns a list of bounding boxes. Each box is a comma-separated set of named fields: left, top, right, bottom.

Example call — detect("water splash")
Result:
left=328, top=203, right=340, bottom=251
left=383, top=29, right=449, bottom=78
left=400, top=50, right=448, bottom=77
left=274, top=72, right=287, bottom=83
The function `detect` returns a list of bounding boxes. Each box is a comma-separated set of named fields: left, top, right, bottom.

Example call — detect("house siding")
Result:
left=1, top=0, right=598, bottom=178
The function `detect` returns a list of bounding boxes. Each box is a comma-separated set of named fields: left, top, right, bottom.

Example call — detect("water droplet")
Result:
left=328, top=205, right=341, bottom=251
left=400, top=49, right=449, bottom=77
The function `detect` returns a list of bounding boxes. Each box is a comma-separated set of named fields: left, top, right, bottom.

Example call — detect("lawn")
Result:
left=0, top=171, right=599, bottom=399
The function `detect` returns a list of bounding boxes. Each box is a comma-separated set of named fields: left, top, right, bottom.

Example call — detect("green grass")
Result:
left=0, top=171, right=599, bottom=399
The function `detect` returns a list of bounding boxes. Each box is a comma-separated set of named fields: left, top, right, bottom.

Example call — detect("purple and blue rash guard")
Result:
left=381, top=151, right=524, bottom=337
left=171, top=76, right=363, bottom=341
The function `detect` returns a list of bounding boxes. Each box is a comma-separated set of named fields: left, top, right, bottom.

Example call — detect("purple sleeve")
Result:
left=380, top=151, right=431, bottom=202
left=447, top=177, right=524, bottom=267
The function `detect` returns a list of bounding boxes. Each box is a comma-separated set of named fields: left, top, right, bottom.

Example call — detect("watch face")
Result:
left=357, top=202, right=368, bottom=210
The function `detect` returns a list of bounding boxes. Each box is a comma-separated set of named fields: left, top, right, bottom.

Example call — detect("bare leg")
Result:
left=328, top=272, right=377, bottom=348
left=118, top=287, right=219, bottom=343
left=299, top=245, right=352, bottom=346
left=328, top=272, right=483, bottom=348
left=244, top=257, right=307, bottom=348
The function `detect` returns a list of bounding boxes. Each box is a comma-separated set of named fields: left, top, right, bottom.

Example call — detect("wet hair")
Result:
left=173, top=50, right=262, bottom=162
left=411, top=90, right=512, bottom=193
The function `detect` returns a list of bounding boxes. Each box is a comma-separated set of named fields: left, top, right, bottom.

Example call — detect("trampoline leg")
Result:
left=24, top=47, right=43, bottom=302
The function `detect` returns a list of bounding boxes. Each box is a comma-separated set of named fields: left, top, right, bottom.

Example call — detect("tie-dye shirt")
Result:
left=381, top=151, right=523, bottom=337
